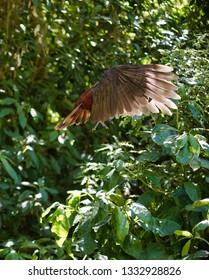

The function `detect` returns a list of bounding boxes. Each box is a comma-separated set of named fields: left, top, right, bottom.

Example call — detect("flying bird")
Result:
left=55, top=64, right=180, bottom=130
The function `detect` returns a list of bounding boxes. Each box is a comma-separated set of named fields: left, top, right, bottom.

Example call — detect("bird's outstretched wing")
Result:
left=91, top=64, right=180, bottom=123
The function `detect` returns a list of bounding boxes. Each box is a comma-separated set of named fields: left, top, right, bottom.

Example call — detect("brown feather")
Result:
left=55, top=64, right=180, bottom=129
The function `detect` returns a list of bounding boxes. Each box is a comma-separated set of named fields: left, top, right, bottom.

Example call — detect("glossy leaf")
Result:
left=176, top=143, right=193, bottom=164
left=192, top=220, right=209, bottom=234
left=151, top=124, right=178, bottom=145
left=182, top=239, right=191, bottom=257
left=175, top=230, right=193, bottom=238
left=184, top=182, right=201, bottom=202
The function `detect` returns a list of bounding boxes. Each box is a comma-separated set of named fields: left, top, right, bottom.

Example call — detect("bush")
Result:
left=0, top=0, right=208, bottom=259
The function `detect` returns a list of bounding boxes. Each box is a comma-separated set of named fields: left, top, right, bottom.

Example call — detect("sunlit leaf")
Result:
left=175, top=230, right=193, bottom=238
left=192, top=220, right=209, bottom=234
left=191, top=199, right=209, bottom=208
left=182, top=239, right=191, bottom=257
left=176, top=143, right=193, bottom=164
left=151, top=124, right=178, bottom=145
left=188, top=135, right=200, bottom=155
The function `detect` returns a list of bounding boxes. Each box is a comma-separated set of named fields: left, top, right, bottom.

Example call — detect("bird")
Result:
left=55, top=64, right=180, bottom=130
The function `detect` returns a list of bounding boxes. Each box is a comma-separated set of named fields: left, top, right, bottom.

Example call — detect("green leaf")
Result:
left=158, top=219, right=181, bottom=236
left=5, top=250, right=19, bottom=260
left=51, top=208, right=70, bottom=247
left=109, top=193, right=125, bottom=206
left=67, top=191, right=81, bottom=208
left=151, top=124, right=178, bottom=145
left=184, top=182, right=201, bottom=202
left=1, top=158, right=19, bottom=183
left=182, top=239, right=191, bottom=257
left=144, top=170, right=161, bottom=188
left=176, top=143, right=193, bottom=164
left=144, top=243, right=169, bottom=260
left=137, top=150, right=162, bottom=162
left=186, top=250, right=209, bottom=260
left=175, top=132, right=188, bottom=149
left=192, top=199, right=209, bottom=208
left=174, top=230, right=193, bottom=238
left=121, top=234, right=142, bottom=259
left=16, top=104, right=27, bottom=128
left=131, top=203, right=158, bottom=233
left=199, top=158, right=209, bottom=169
left=76, top=232, right=97, bottom=255
left=0, top=97, right=17, bottom=105
left=188, top=135, right=200, bottom=155
left=18, top=190, right=33, bottom=202
left=28, top=150, right=40, bottom=168
left=0, top=108, right=13, bottom=118
left=188, top=102, right=202, bottom=124
left=192, top=220, right=209, bottom=233
left=136, top=192, right=155, bottom=208
left=112, top=206, right=129, bottom=244
left=196, top=135, right=209, bottom=156
left=49, top=131, right=58, bottom=142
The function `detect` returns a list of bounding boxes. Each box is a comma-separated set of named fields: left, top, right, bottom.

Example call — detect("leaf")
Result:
left=5, top=250, right=19, bottom=260
left=1, top=158, right=19, bottom=183
left=0, top=97, right=16, bottom=105
left=76, top=232, right=97, bottom=255
left=196, top=135, right=209, bottom=156
left=192, top=220, right=209, bottom=234
left=174, top=230, right=193, bottom=238
left=67, top=191, right=81, bottom=208
left=144, top=170, right=161, bottom=188
left=18, top=190, right=33, bottom=202
left=28, top=150, right=40, bottom=169
left=144, top=243, right=169, bottom=260
left=176, top=143, right=193, bottom=164
left=112, top=206, right=129, bottom=244
left=137, top=150, right=162, bottom=162
left=186, top=250, right=209, bottom=260
left=199, top=158, right=209, bottom=169
left=182, top=239, right=191, bottom=257
left=109, top=193, right=125, bottom=206
left=0, top=108, right=13, bottom=118
left=121, top=234, right=142, bottom=259
left=189, top=156, right=201, bottom=171
left=175, top=132, right=188, bottom=149
left=16, top=104, right=27, bottom=128
left=131, top=203, right=158, bottom=233
left=188, top=102, right=202, bottom=124
left=184, top=182, right=201, bottom=202
left=51, top=208, right=70, bottom=247
left=158, top=219, right=181, bottom=236
left=188, top=135, right=200, bottom=155
left=49, top=131, right=58, bottom=141
left=191, top=199, right=209, bottom=208
left=136, top=192, right=155, bottom=208
left=151, top=124, right=178, bottom=145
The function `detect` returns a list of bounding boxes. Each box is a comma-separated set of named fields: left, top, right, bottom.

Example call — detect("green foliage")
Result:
left=0, top=0, right=209, bottom=259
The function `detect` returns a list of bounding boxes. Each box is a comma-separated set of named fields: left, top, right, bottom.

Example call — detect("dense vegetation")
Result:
left=0, top=0, right=209, bottom=260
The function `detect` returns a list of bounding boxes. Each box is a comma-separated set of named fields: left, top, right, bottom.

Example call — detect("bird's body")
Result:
left=55, top=64, right=180, bottom=130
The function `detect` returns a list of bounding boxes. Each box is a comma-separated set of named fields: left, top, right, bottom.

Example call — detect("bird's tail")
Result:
left=55, top=103, right=90, bottom=130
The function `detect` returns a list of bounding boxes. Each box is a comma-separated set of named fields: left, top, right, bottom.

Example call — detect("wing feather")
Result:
left=91, top=64, right=179, bottom=123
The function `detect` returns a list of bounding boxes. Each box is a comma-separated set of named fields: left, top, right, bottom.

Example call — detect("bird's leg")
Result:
left=92, top=121, right=108, bottom=130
